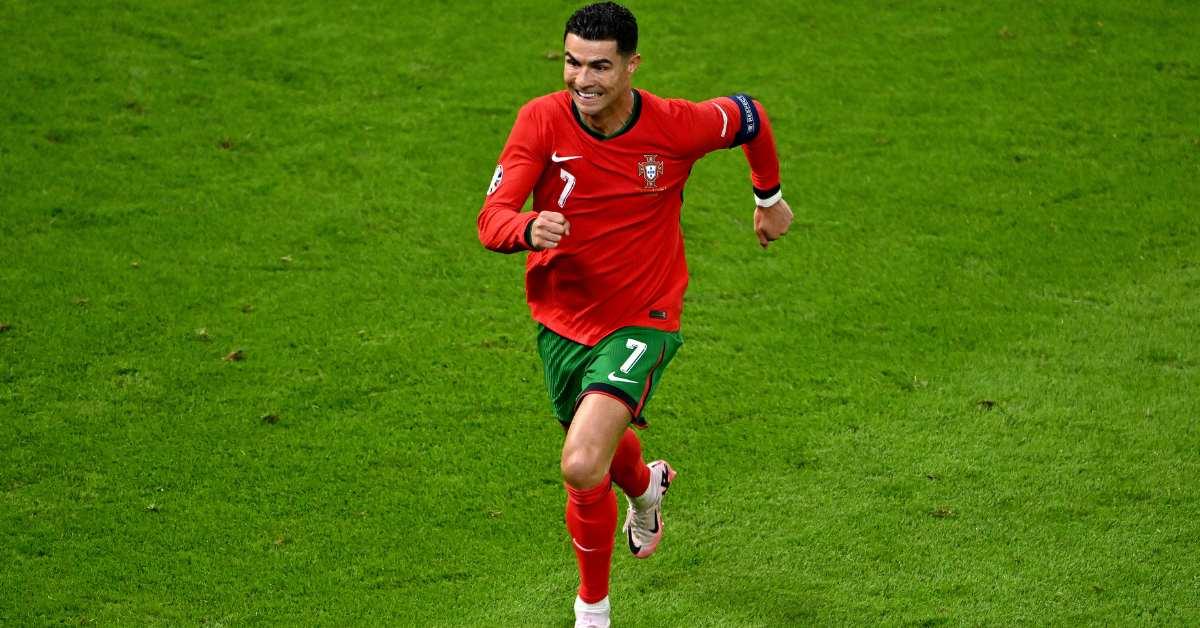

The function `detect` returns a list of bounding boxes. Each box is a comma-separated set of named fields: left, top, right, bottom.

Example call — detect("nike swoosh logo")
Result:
left=626, top=513, right=660, bottom=555
left=608, top=372, right=638, bottom=384
left=573, top=538, right=599, bottom=553
left=551, top=152, right=582, bottom=163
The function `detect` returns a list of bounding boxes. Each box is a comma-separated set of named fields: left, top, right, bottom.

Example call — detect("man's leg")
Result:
left=608, top=424, right=677, bottom=559
left=562, top=393, right=631, bottom=610
left=609, top=428, right=651, bottom=501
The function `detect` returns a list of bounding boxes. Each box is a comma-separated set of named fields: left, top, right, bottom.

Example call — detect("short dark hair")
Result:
left=564, top=2, right=638, bottom=55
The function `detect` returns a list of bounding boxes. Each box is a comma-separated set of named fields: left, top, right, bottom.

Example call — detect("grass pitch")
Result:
left=2, top=1, right=1199, bottom=625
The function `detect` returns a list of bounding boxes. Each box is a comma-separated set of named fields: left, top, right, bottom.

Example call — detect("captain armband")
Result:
left=728, top=92, right=761, bottom=148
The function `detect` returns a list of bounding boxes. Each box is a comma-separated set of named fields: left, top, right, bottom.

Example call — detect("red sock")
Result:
left=565, top=475, right=617, bottom=603
left=609, top=428, right=651, bottom=498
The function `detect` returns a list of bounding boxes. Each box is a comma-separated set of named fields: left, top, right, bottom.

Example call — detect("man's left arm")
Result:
left=682, top=94, right=794, bottom=248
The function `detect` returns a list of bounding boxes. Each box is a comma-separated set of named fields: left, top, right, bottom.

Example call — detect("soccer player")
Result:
left=477, top=3, right=791, bottom=626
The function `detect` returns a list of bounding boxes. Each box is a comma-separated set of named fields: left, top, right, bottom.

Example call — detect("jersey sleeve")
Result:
left=477, top=102, right=548, bottom=253
left=678, top=94, right=782, bottom=202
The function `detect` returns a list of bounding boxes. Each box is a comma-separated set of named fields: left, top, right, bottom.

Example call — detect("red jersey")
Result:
left=478, top=89, right=781, bottom=346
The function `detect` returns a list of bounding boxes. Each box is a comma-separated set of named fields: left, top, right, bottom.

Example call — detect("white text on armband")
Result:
left=728, top=93, right=760, bottom=148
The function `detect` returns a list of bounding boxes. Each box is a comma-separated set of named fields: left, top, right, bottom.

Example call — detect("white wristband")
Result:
left=754, top=189, right=783, bottom=208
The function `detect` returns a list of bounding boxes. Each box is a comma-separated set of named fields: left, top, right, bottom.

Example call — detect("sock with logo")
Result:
left=565, top=474, right=617, bottom=604
left=609, top=428, right=651, bottom=500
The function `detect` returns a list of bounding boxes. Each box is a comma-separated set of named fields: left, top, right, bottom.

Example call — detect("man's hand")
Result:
left=530, top=211, right=571, bottom=250
left=754, top=199, right=793, bottom=248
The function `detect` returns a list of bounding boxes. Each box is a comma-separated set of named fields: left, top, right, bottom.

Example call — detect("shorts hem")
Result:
left=575, top=384, right=649, bottom=428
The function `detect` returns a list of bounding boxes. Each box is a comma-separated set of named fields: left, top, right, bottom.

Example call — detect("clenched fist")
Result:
left=754, top=199, right=793, bottom=249
left=530, top=211, right=572, bottom=250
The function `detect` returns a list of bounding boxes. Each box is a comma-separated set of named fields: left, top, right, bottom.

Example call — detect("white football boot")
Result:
left=623, top=460, right=676, bottom=559
left=574, top=595, right=610, bottom=628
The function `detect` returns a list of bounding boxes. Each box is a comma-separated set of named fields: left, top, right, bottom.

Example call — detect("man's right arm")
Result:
left=477, top=104, right=547, bottom=253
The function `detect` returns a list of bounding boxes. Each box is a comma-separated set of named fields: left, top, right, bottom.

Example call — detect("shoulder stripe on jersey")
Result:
left=711, top=101, right=729, bottom=138
left=728, top=92, right=760, bottom=148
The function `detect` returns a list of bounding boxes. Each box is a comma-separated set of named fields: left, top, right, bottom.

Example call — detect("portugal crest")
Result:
left=638, top=154, right=663, bottom=190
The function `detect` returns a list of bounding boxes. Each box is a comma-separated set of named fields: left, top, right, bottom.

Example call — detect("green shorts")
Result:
left=537, top=324, right=683, bottom=427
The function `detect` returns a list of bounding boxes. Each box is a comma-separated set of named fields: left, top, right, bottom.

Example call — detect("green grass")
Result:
left=2, top=0, right=1199, bottom=625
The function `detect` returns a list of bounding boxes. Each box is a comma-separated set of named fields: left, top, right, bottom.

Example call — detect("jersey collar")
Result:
left=571, top=89, right=642, bottom=141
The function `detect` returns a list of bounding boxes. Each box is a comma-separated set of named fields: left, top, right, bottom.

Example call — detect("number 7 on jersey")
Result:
left=620, top=339, right=647, bottom=374
left=558, top=168, right=576, bottom=208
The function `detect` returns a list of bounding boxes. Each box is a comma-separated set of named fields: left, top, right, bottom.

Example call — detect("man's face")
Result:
left=563, top=33, right=640, bottom=118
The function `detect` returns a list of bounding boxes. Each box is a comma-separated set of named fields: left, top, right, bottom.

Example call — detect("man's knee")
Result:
left=561, top=448, right=607, bottom=489
left=559, top=393, right=632, bottom=489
